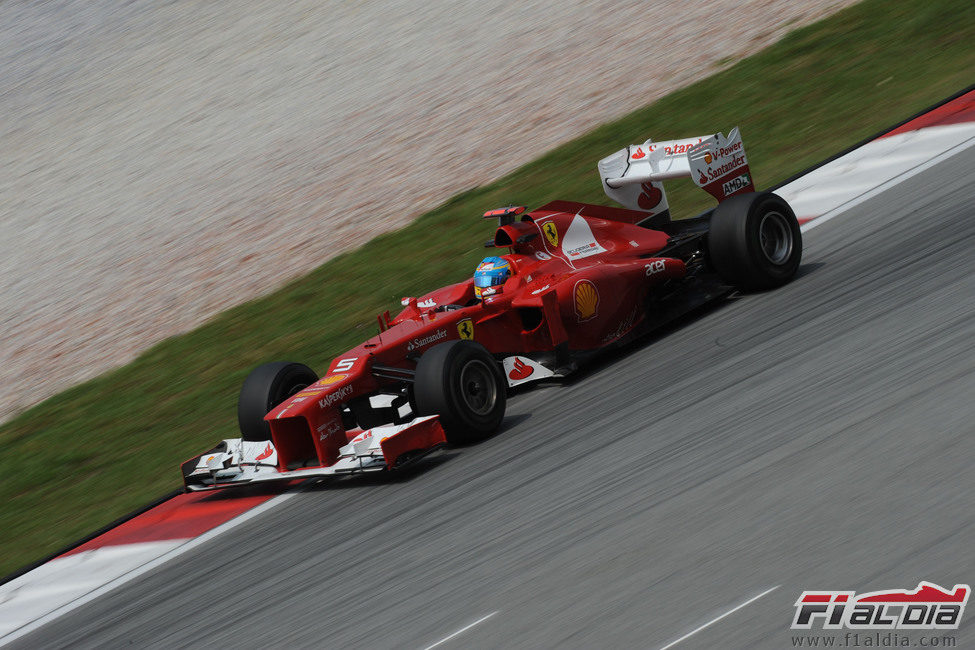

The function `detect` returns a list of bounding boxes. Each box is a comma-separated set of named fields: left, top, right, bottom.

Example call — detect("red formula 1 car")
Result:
left=182, top=127, right=802, bottom=490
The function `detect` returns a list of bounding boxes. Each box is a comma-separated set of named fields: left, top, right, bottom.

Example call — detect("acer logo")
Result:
left=644, top=259, right=665, bottom=276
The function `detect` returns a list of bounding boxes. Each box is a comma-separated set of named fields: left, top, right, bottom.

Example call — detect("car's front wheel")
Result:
left=413, top=340, right=506, bottom=444
left=237, top=361, right=318, bottom=442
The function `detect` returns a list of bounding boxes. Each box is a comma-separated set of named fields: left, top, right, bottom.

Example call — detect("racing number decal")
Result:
left=542, top=222, right=559, bottom=248
left=334, top=358, right=357, bottom=372
left=457, top=318, right=474, bottom=340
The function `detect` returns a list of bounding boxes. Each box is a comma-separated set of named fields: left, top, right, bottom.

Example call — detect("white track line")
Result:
left=422, top=611, right=499, bottom=650
left=797, top=129, right=975, bottom=234
left=0, top=491, right=298, bottom=646
left=656, top=585, right=779, bottom=650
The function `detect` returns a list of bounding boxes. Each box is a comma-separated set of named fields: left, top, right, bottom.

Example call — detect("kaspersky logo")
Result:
left=792, top=582, right=969, bottom=630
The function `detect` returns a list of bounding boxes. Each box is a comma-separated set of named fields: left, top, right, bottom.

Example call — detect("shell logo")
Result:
left=704, top=151, right=713, bottom=164
left=573, top=280, right=599, bottom=322
left=318, top=374, right=347, bottom=386
left=542, top=222, right=559, bottom=248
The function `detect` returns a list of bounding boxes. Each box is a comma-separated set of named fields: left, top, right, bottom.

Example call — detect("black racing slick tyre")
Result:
left=237, top=361, right=318, bottom=442
left=413, top=340, right=506, bottom=445
left=707, top=191, right=802, bottom=290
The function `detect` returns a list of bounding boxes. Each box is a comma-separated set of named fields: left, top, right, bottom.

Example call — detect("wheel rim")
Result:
left=284, top=381, right=310, bottom=396
left=458, top=359, right=497, bottom=416
left=270, top=381, right=311, bottom=411
left=758, top=211, right=793, bottom=265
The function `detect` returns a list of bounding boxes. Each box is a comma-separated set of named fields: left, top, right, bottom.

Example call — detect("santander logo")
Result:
left=631, top=147, right=646, bottom=160
left=508, top=358, right=534, bottom=381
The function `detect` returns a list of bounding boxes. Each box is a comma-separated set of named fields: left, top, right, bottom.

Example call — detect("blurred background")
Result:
left=0, top=0, right=856, bottom=423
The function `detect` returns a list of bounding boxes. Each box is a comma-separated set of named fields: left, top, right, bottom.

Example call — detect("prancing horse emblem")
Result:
left=457, top=318, right=474, bottom=340
left=542, top=222, right=559, bottom=248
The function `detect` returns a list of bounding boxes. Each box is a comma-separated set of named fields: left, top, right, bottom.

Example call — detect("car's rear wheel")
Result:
left=707, top=191, right=802, bottom=290
left=413, top=340, right=506, bottom=444
left=238, top=362, right=318, bottom=442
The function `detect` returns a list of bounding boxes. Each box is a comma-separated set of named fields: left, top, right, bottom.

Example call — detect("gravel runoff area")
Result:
left=0, top=0, right=857, bottom=422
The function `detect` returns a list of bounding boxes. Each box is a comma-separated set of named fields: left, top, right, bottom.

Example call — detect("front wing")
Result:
left=181, top=415, right=447, bottom=491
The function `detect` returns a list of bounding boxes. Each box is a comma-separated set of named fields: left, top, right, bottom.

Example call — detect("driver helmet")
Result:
left=473, top=256, right=511, bottom=299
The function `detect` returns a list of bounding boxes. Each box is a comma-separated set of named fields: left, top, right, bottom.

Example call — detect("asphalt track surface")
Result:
left=16, top=147, right=975, bottom=648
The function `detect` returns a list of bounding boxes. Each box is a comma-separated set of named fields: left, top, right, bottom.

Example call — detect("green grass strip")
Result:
left=2, top=0, right=974, bottom=577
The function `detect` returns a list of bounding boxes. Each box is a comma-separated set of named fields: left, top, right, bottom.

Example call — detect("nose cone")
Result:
left=266, top=374, right=353, bottom=421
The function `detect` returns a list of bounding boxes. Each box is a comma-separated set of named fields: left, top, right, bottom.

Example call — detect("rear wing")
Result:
left=597, top=127, right=755, bottom=219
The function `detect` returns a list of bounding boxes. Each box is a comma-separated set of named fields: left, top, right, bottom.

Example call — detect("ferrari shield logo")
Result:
left=457, top=318, right=474, bottom=340
left=542, top=222, right=559, bottom=248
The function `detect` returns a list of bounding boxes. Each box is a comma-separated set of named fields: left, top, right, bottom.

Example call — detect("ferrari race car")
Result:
left=182, top=127, right=802, bottom=490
